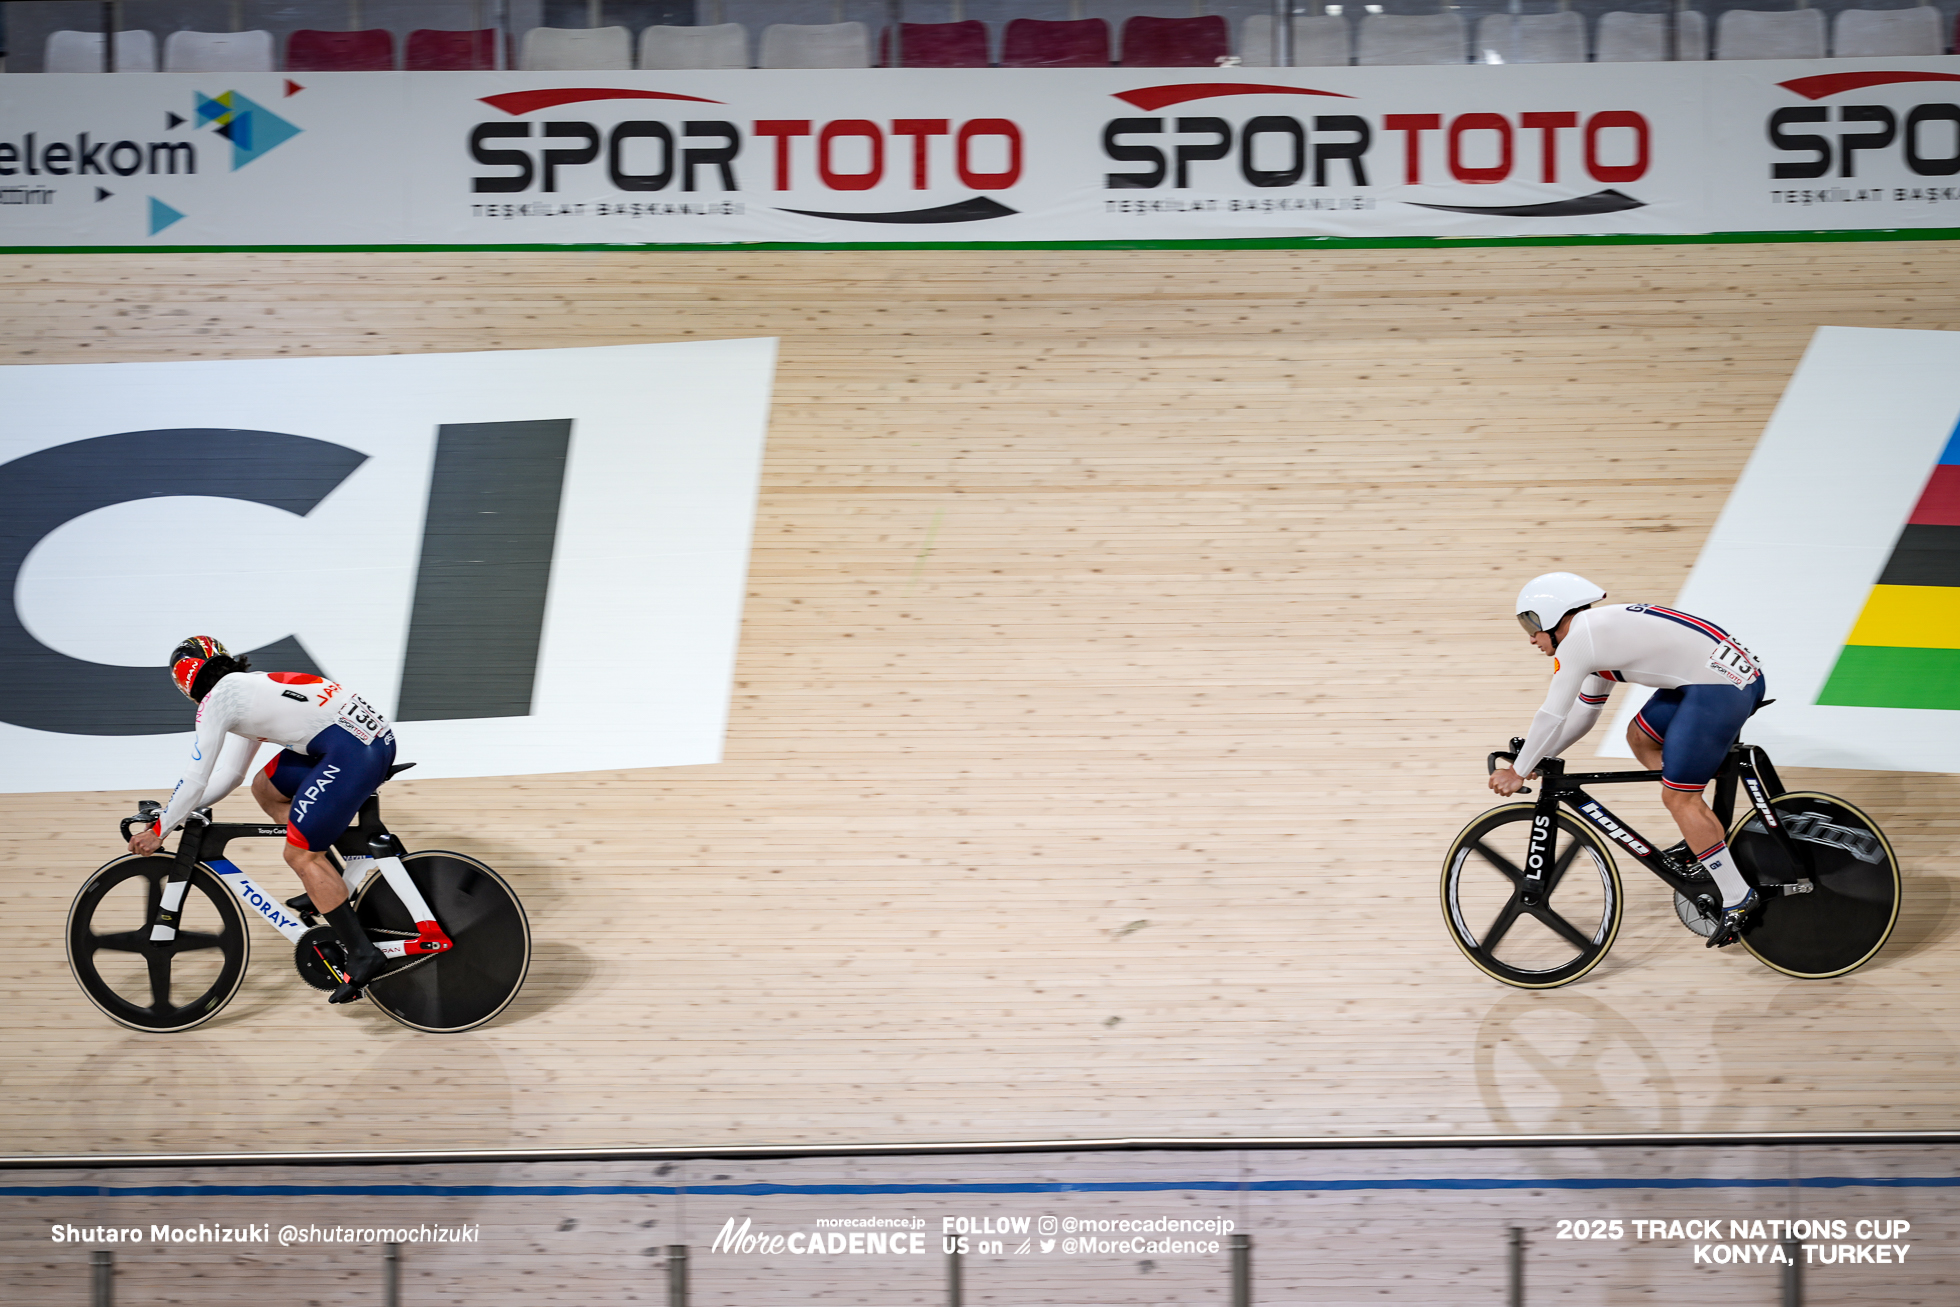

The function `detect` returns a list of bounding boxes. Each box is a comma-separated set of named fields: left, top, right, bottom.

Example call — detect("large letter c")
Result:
left=0, top=429, right=367, bottom=736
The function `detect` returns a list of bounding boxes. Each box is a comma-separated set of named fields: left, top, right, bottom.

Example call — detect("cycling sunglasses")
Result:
left=1517, top=603, right=1591, bottom=637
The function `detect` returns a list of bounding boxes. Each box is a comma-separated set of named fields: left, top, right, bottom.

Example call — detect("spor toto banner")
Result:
left=0, top=342, right=776, bottom=794
left=1, top=59, right=1959, bottom=246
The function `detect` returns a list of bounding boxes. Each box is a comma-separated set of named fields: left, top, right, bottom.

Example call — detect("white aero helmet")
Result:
left=1515, top=572, right=1606, bottom=638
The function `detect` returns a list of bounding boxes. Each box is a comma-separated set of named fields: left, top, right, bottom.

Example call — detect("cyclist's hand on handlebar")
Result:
left=1489, top=767, right=1529, bottom=798
left=128, top=827, right=163, bottom=857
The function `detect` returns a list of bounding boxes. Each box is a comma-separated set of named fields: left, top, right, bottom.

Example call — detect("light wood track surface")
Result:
left=2, top=243, right=1958, bottom=1158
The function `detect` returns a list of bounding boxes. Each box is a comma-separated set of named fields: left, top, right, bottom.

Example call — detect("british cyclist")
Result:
left=125, top=636, right=395, bottom=1003
left=1488, top=574, right=1769, bottom=948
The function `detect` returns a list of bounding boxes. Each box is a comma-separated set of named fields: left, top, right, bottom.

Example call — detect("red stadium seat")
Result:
left=405, top=28, right=498, bottom=70
left=1000, top=17, right=1110, bottom=67
left=286, top=29, right=394, bottom=71
left=1119, top=14, right=1230, bottom=67
left=879, top=20, right=990, bottom=67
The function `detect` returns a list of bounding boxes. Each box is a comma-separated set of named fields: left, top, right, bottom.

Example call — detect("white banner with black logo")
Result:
left=0, top=341, right=776, bottom=793
left=1, top=59, right=1957, bottom=247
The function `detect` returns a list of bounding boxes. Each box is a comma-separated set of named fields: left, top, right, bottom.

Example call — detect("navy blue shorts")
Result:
left=263, top=723, right=396, bottom=851
left=1633, top=678, right=1766, bottom=793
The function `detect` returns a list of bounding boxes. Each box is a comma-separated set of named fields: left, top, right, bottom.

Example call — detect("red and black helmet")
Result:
left=169, top=636, right=231, bottom=701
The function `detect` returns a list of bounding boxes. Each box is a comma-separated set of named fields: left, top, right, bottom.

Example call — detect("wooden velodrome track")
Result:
left=2, top=241, right=1958, bottom=1160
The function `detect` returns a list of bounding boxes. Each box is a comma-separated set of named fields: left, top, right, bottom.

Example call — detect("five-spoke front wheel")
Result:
left=1442, top=804, right=1623, bottom=989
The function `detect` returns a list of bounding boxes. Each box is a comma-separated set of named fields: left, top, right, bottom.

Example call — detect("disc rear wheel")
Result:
left=67, top=856, right=249, bottom=1033
left=1442, top=805, right=1623, bottom=989
left=1732, top=792, right=1899, bottom=979
left=355, top=852, right=529, bottom=1033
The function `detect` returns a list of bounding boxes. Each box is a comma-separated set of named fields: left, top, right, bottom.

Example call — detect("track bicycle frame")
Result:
left=123, top=802, right=454, bottom=961
left=1485, top=740, right=1815, bottom=909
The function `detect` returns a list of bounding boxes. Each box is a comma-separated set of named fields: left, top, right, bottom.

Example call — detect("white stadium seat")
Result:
left=1475, top=11, right=1587, bottom=64
left=1238, top=14, right=1353, bottom=67
left=163, top=30, right=275, bottom=72
left=519, top=26, right=634, bottom=71
left=1596, top=11, right=1709, bottom=61
left=44, top=29, right=159, bottom=72
left=1716, top=8, right=1827, bottom=60
left=1356, top=12, right=1467, bottom=66
left=1832, top=6, right=1943, bottom=57
left=639, top=23, right=751, bottom=69
left=758, top=22, right=872, bottom=68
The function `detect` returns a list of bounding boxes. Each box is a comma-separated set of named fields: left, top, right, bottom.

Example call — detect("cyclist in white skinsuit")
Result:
left=1489, top=574, right=1768, bottom=947
left=126, top=637, right=395, bottom=1001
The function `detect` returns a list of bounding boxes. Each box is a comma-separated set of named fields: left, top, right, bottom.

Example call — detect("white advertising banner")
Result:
left=2, top=59, right=1957, bottom=248
left=0, top=341, right=777, bottom=793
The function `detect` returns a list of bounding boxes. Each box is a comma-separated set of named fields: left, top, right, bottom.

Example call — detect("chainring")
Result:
left=1673, top=886, right=1719, bottom=938
left=294, top=926, right=349, bottom=992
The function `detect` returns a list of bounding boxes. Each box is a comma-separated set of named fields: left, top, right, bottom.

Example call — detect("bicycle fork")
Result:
left=1520, top=803, right=1559, bottom=908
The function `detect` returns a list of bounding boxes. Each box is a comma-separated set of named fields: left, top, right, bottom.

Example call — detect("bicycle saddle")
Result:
left=384, top=762, right=417, bottom=781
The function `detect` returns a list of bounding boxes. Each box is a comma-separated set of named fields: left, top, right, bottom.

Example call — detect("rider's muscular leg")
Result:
left=251, top=769, right=292, bottom=825
left=1659, top=783, right=1727, bottom=860
left=283, top=843, right=349, bottom=912
left=287, top=839, right=385, bottom=998
left=1628, top=722, right=1748, bottom=904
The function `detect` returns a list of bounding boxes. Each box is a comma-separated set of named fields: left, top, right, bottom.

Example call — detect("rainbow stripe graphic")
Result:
left=1818, top=419, right=1960, bottom=711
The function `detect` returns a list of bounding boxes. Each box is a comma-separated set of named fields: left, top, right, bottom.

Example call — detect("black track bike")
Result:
left=1442, top=741, right=1899, bottom=988
left=68, top=764, right=530, bottom=1033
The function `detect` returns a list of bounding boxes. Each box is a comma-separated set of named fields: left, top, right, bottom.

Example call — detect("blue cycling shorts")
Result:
left=1633, top=678, right=1766, bottom=793
left=262, top=723, right=396, bottom=851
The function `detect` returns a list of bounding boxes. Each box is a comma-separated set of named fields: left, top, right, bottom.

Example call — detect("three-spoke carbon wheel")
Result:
left=67, top=855, right=250, bottom=1033
left=1443, top=804, right=1624, bottom=989
left=355, top=851, right=530, bottom=1033
left=1733, top=792, right=1900, bottom=980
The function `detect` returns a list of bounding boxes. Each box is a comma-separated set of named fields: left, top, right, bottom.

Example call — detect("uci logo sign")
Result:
left=0, top=420, right=568, bottom=737
left=0, top=341, right=775, bottom=793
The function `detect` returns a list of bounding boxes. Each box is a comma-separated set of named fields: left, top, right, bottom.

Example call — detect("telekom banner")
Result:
left=2, top=59, right=1959, bottom=247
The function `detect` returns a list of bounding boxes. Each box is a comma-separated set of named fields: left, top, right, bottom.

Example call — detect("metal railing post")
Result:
left=90, top=1249, right=113, bottom=1307
left=887, top=0, right=905, bottom=67
left=1272, top=0, right=1292, bottom=67
left=1229, top=1232, right=1251, bottom=1306
left=383, top=1242, right=400, bottom=1307
left=1782, top=1238, right=1802, bottom=1307
left=667, top=1244, right=688, bottom=1306
left=947, top=1245, right=963, bottom=1306
left=1508, top=1227, right=1524, bottom=1307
